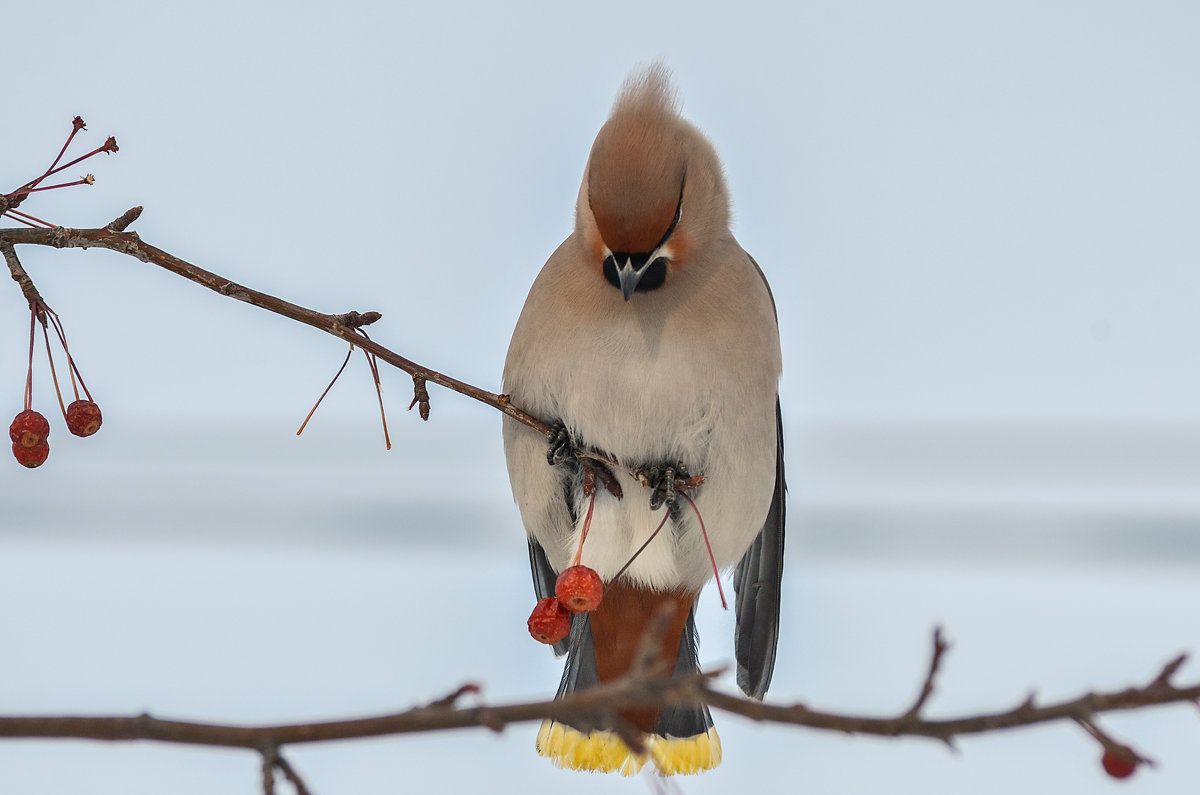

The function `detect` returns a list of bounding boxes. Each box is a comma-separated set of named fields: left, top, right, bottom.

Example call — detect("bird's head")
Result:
left=577, top=65, right=730, bottom=302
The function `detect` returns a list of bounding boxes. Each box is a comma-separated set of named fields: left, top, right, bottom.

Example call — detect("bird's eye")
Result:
left=639, top=257, right=668, bottom=292
left=601, top=252, right=669, bottom=295
left=602, top=255, right=620, bottom=290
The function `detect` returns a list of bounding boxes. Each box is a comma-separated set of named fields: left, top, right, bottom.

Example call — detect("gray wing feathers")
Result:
left=655, top=607, right=715, bottom=737
left=732, top=399, right=786, bottom=699
left=528, top=538, right=570, bottom=657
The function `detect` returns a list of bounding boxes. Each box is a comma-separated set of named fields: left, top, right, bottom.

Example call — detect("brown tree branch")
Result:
left=0, top=213, right=552, bottom=439
left=1, top=240, right=45, bottom=311
left=899, top=624, right=950, bottom=725
left=0, top=212, right=664, bottom=503
left=0, top=210, right=713, bottom=502
left=700, top=644, right=1200, bottom=742
left=0, top=634, right=1195, bottom=758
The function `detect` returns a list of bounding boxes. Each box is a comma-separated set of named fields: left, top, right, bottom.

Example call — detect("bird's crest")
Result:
left=587, top=65, right=688, bottom=255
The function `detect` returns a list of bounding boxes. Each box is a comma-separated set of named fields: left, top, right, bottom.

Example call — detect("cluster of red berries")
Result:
left=9, top=303, right=102, bottom=469
left=525, top=464, right=727, bottom=644
left=527, top=565, right=604, bottom=645
left=9, top=402, right=102, bottom=468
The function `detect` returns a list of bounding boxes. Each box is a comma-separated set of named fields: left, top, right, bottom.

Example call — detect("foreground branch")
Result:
left=0, top=630, right=1196, bottom=792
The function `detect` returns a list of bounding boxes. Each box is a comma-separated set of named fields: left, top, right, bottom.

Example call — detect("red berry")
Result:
left=527, top=597, right=571, bottom=645
left=1102, top=748, right=1138, bottom=779
left=9, top=410, right=50, bottom=449
left=555, top=565, right=604, bottom=613
left=12, top=441, right=49, bottom=468
left=66, top=400, right=103, bottom=437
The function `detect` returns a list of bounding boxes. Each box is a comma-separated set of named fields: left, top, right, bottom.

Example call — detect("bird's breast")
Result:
left=544, top=315, right=722, bottom=468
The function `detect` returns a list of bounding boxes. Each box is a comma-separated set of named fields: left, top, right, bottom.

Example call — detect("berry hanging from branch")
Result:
left=9, top=299, right=103, bottom=468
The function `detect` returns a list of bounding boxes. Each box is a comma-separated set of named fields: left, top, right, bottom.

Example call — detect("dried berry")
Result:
left=12, top=441, right=49, bottom=468
left=555, top=565, right=604, bottom=613
left=527, top=597, right=571, bottom=645
left=9, top=410, right=50, bottom=449
left=1101, top=748, right=1138, bottom=779
left=66, top=400, right=102, bottom=437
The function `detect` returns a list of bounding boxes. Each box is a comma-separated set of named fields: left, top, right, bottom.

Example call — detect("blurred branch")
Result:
left=0, top=629, right=1197, bottom=791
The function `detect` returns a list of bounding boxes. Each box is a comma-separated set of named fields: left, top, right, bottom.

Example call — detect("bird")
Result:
left=502, top=64, right=785, bottom=776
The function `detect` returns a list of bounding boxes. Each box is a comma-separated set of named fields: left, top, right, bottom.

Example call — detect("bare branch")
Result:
left=0, top=219, right=552, bottom=440
left=1152, top=653, right=1189, bottom=688
left=407, top=373, right=431, bottom=421
left=261, top=749, right=276, bottom=795
left=273, top=753, right=314, bottom=795
left=900, top=625, right=950, bottom=721
left=0, top=646, right=1195, bottom=753
left=0, top=672, right=711, bottom=749
left=105, top=205, right=142, bottom=232
left=1, top=241, right=44, bottom=310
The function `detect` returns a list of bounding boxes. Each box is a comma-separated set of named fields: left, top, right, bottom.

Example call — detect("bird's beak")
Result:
left=615, top=258, right=643, bottom=302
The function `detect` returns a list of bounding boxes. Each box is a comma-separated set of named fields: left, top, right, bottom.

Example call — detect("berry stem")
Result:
left=2, top=213, right=42, bottom=228
left=4, top=208, right=56, bottom=228
left=6, top=176, right=95, bottom=198
left=612, top=509, right=672, bottom=582
left=46, top=309, right=90, bottom=400
left=10, top=117, right=87, bottom=196
left=40, top=117, right=87, bottom=186
left=571, top=489, right=597, bottom=567
left=296, top=346, right=354, bottom=435
left=35, top=139, right=118, bottom=185
left=360, top=344, right=391, bottom=451
left=681, top=492, right=727, bottom=609
left=24, top=304, right=36, bottom=411
left=40, top=316, right=69, bottom=421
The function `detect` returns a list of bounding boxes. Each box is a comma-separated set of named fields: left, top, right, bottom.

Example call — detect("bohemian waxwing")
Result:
left=502, top=64, right=785, bottom=775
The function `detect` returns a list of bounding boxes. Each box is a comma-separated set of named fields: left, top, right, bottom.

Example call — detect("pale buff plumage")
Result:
left=504, top=66, right=780, bottom=589
left=502, top=65, right=784, bottom=773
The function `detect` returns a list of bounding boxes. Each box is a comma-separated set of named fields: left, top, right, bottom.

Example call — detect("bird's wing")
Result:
left=732, top=398, right=786, bottom=699
left=528, top=535, right=571, bottom=657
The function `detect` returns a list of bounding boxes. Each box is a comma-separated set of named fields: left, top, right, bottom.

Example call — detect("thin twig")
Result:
left=901, top=625, right=949, bottom=721
left=424, top=683, right=482, bottom=710
left=261, top=748, right=276, bottom=795
left=274, top=753, right=314, bottom=795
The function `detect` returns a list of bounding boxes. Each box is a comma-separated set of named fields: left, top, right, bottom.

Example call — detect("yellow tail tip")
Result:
left=535, top=719, right=721, bottom=776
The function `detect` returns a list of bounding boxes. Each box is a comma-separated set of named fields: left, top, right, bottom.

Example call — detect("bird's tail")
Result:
left=535, top=607, right=720, bottom=776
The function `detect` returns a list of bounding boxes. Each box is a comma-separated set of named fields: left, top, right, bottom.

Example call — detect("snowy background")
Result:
left=3, top=1, right=1199, bottom=793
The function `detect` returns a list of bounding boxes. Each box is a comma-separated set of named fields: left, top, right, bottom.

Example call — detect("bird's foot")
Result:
left=545, top=421, right=576, bottom=467
left=579, top=454, right=623, bottom=499
left=634, top=462, right=706, bottom=511
left=546, top=422, right=623, bottom=499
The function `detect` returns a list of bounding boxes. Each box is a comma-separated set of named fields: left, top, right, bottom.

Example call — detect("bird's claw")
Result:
left=545, top=422, right=623, bottom=499
left=545, top=421, right=576, bottom=467
left=635, top=462, right=694, bottom=511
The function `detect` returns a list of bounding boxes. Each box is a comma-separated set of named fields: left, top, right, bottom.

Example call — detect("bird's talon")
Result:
left=636, top=462, right=691, bottom=511
left=545, top=422, right=576, bottom=467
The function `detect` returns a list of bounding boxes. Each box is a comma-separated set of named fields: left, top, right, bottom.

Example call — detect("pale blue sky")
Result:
left=3, top=0, right=1198, bottom=422
left=3, top=3, right=1200, bottom=794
